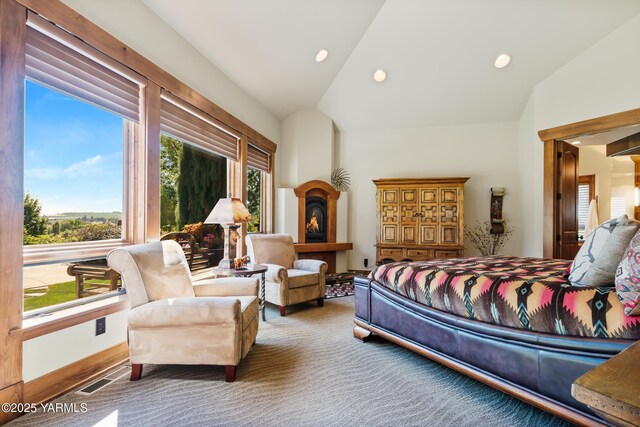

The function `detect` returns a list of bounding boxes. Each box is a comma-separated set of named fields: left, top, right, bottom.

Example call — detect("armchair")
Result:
left=107, top=240, right=259, bottom=382
left=245, top=234, right=327, bottom=316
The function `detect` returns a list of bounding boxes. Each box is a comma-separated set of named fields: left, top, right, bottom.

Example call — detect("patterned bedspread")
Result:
left=369, top=256, right=640, bottom=339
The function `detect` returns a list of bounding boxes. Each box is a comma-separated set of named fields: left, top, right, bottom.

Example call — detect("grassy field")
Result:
left=47, top=211, right=122, bottom=221
left=24, top=279, right=113, bottom=312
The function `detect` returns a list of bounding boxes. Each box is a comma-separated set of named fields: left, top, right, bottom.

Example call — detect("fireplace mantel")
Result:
left=293, top=243, right=353, bottom=253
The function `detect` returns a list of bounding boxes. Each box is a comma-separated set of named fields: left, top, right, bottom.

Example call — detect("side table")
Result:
left=211, top=264, right=268, bottom=321
left=572, top=339, right=640, bottom=426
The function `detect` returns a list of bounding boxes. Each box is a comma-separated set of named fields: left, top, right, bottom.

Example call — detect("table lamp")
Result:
left=204, top=197, right=252, bottom=269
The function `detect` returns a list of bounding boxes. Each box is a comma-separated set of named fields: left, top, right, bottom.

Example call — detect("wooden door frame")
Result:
left=539, top=108, right=640, bottom=258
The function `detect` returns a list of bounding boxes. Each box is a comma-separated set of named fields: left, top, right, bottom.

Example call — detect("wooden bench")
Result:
left=67, top=259, right=120, bottom=299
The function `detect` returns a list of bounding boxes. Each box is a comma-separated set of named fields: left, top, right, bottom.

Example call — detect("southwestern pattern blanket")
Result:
left=369, top=256, right=640, bottom=339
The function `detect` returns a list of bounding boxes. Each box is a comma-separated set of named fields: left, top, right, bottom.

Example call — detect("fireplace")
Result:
left=305, top=197, right=327, bottom=242
left=285, top=179, right=352, bottom=273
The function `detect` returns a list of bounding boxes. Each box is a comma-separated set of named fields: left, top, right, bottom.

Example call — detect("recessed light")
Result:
left=571, top=141, right=581, bottom=145
left=494, top=53, right=511, bottom=69
left=373, top=69, right=387, bottom=82
left=315, top=49, right=329, bottom=63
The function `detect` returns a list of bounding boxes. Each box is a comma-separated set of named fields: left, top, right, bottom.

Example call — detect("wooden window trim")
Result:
left=579, top=174, right=596, bottom=203
left=15, top=293, right=128, bottom=341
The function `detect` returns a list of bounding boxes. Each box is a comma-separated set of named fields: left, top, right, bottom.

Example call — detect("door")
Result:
left=399, top=188, right=418, bottom=244
left=379, top=188, right=399, bottom=243
left=556, top=140, right=579, bottom=260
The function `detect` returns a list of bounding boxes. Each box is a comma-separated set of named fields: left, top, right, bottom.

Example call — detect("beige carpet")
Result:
left=11, top=297, right=570, bottom=426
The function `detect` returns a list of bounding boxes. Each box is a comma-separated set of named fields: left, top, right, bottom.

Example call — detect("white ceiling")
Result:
left=143, top=0, right=640, bottom=130
left=566, top=125, right=640, bottom=147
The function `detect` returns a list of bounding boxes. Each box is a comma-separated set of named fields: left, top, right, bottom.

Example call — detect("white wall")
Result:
left=518, top=12, right=640, bottom=256
left=277, top=109, right=334, bottom=187
left=60, top=0, right=280, bottom=144
left=23, top=311, right=127, bottom=382
left=337, top=121, right=522, bottom=269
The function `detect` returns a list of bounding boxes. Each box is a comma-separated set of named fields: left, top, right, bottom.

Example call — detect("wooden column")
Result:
left=144, top=82, right=161, bottom=241
left=230, top=136, right=248, bottom=257
left=0, top=0, right=26, bottom=422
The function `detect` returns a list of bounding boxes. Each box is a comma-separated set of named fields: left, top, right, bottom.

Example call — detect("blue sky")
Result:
left=25, top=81, right=124, bottom=216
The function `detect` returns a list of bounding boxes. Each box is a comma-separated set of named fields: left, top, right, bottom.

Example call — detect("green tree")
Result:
left=51, top=221, right=60, bottom=235
left=176, top=143, right=227, bottom=229
left=24, top=193, right=48, bottom=236
left=247, top=168, right=261, bottom=232
left=160, top=135, right=183, bottom=232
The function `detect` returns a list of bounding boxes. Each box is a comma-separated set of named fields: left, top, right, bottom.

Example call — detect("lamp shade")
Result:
left=204, top=197, right=252, bottom=225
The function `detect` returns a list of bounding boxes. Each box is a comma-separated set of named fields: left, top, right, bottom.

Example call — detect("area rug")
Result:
left=325, top=280, right=355, bottom=299
left=10, top=297, right=569, bottom=427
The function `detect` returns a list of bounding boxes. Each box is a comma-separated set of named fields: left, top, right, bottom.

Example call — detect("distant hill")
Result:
left=47, top=212, right=122, bottom=221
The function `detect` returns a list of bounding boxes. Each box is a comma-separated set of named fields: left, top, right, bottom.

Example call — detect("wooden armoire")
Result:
left=374, top=177, right=469, bottom=264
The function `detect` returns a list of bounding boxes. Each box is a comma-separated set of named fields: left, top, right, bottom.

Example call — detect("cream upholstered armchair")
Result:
left=245, top=233, right=327, bottom=316
left=107, top=240, right=259, bottom=382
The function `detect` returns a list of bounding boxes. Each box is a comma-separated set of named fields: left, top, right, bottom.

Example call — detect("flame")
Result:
left=306, top=210, right=320, bottom=233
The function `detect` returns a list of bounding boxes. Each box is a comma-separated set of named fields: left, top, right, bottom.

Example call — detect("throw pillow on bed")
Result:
left=616, top=230, right=640, bottom=316
left=569, top=215, right=637, bottom=286
left=581, top=216, right=640, bottom=286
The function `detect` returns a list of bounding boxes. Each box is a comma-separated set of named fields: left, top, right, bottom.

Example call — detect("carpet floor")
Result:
left=11, top=297, right=571, bottom=427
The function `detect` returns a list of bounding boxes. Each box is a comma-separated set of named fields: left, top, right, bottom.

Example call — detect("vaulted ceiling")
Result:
left=143, top=0, right=640, bottom=130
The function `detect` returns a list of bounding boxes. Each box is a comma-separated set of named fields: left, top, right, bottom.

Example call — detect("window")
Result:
left=611, top=186, right=632, bottom=219
left=24, top=81, right=125, bottom=246
left=160, top=134, right=228, bottom=236
left=577, top=175, right=595, bottom=239
left=22, top=12, right=146, bottom=313
left=159, top=92, right=238, bottom=267
left=247, top=167, right=262, bottom=232
left=247, top=142, right=271, bottom=233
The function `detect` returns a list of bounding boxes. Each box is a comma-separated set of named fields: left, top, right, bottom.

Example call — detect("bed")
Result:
left=353, top=256, right=640, bottom=426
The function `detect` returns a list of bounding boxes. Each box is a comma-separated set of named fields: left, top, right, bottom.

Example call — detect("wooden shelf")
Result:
left=294, top=242, right=353, bottom=253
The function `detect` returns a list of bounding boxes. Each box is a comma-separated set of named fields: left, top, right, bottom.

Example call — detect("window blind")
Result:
left=611, top=187, right=629, bottom=219
left=25, top=12, right=145, bottom=122
left=577, top=184, right=590, bottom=230
left=247, top=142, right=270, bottom=173
left=160, top=91, right=240, bottom=161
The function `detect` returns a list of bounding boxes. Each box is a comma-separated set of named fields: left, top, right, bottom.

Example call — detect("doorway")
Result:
left=540, top=108, right=640, bottom=259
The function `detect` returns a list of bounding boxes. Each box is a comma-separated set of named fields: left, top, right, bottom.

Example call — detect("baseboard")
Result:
left=0, top=382, right=24, bottom=425
left=24, top=342, right=129, bottom=405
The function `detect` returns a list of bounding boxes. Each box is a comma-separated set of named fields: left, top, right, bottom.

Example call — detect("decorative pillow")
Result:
left=616, top=230, right=640, bottom=315
left=580, top=217, right=640, bottom=286
left=568, top=215, right=628, bottom=286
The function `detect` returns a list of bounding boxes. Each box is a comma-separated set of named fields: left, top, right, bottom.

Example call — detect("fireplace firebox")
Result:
left=305, top=197, right=327, bottom=242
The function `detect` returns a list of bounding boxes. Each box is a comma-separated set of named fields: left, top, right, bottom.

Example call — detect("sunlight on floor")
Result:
left=93, top=410, right=118, bottom=427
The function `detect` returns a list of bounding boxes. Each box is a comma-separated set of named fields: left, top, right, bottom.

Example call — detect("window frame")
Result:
left=577, top=174, right=596, bottom=240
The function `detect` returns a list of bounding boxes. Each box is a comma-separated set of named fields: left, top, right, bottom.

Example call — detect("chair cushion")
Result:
left=569, top=215, right=628, bottom=286
left=128, top=297, right=242, bottom=328
left=246, top=234, right=295, bottom=269
left=287, top=269, right=319, bottom=289
left=616, top=230, right=640, bottom=316
left=237, top=296, right=259, bottom=326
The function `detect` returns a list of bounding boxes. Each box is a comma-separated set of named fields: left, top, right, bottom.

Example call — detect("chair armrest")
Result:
left=192, top=278, right=258, bottom=297
left=293, top=259, right=328, bottom=274
left=128, top=297, right=240, bottom=328
left=262, top=263, right=288, bottom=284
